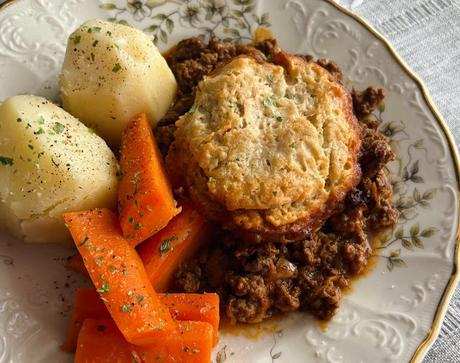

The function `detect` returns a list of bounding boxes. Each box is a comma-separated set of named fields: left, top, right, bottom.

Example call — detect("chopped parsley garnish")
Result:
left=121, top=304, right=132, bottom=313
left=100, top=296, right=108, bottom=302
left=92, top=40, right=99, bottom=47
left=106, top=30, right=112, bottom=36
left=266, top=74, right=274, bottom=84
left=159, top=236, right=177, bottom=256
left=112, top=63, right=122, bottom=72
left=72, top=35, right=81, bottom=45
left=27, top=144, right=34, bottom=150
left=88, top=127, right=95, bottom=134
left=51, top=157, right=59, bottom=167
left=276, top=116, right=283, bottom=122
left=128, top=217, right=135, bottom=224
left=34, top=127, right=45, bottom=135
left=88, top=26, right=102, bottom=33
left=16, top=118, right=22, bottom=122
left=122, top=270, right=129, bottom=276
left=36, top=116, right=45, bottom=125
left=79, top=236, right=89, bottom=247
left=134, top=223, right=143, bottom=230
left=0, top=156, right=13, bottom=166
left=137, top=295, right=144, bottom=304
left=109, top=265, right=117, bottom=271
left=97, top=281, right=110, bottom=294
left=90, top=52, right=95, bottom=61
left=52, top=122, right=65, bottom=134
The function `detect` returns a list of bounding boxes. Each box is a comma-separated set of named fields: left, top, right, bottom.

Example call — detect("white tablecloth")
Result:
left=336, top=0, right=460, bottom=361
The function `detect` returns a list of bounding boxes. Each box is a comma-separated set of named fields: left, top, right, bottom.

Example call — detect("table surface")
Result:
left=0, top=0, right=459, bottom=361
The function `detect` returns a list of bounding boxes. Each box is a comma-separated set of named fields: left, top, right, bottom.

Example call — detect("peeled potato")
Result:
left=0, top=95, right=119, bottom=243
left=60, top=19, right=177, bottom=147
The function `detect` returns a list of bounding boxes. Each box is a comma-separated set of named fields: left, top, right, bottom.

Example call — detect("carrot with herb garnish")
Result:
left=118, top=112, right=180, bottom=246
left=62, top=288, right=220, bottom=350
left=75, top=319, right=213, bottom=363
left=137, top=204, right=212, bottom=292
left=64, top=208, right=176, bottom=346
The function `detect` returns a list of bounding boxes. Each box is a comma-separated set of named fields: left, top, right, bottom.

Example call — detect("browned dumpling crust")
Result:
left=167, top=54, right=361, bottom=242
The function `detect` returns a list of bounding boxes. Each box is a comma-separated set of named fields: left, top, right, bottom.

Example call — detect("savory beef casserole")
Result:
left=156, top=37, right=399, bottom=323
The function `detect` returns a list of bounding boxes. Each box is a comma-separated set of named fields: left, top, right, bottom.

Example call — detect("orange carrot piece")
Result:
left=62, top=288, right=220, bottom=351
left=74, top=319, right=142, bottom=363
left=61, top=288, right=110, bottom=352
left=118, top=112, right=180, bottom=246
left=64, top=209, right=175, bottom=346
left=160, top=292, right=219, bottom=346
left=65, top=254, right=88, bottom=276
left=76, top=319, right=213, bottom=363
left=140, top=320, right=213, bottom=363
left=137, top=205, right=212, bottom=292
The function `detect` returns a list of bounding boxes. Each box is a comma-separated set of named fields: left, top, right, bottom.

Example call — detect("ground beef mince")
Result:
left=164, top=37, right=398, bottom=323
left=351, top=86, right=385, bottom=119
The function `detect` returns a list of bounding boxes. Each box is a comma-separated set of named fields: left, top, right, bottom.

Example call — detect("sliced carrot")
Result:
left=140, top=320, right=213, bottom=363
left=75, top=319, right=213, bottom=363
left=160, top=292, right=219, bottom=346
left=62, top=288, right=220, bottom=351
left=74, top=319, right=142, bottom=363
left=64, top=209, right=175, bottom=346
left=137, top=204, right=212, bottom=292
left=118, top=112, right=180, bottom=246
left=65, top=254, right=88, bottom=276
left=61, top=288, right=110, bottom=352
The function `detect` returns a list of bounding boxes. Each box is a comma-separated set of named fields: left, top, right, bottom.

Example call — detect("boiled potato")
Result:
left=60, top=19, right=177, bottom=147
left=0, top=95, right=119, bottom=243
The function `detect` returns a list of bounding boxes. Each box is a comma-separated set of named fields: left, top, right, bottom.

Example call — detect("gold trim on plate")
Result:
left=0, top=0, right=459, bottom=362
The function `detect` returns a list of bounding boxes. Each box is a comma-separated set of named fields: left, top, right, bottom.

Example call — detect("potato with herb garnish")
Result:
left=60, top=19, right=177, bottom=147
left=0, top=95, right=119, bottom=243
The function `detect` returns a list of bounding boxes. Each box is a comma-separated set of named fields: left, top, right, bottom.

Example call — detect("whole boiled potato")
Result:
left=0, top=95, right=119, bottom=243
left=60, top=19, right=177, bottom=147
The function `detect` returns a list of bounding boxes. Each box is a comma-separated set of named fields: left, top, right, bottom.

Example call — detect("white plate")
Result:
left=0, top=0, right=458, bottom=362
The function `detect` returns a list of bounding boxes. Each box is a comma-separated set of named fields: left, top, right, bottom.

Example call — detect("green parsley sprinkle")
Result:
left=36, top=116, right=45, bottom=125
left=276, top=116, right=283, bottom=122
left=79, top=236, right=89, bottom=246
left=134, top=223, right=143, bottom=230
left=128, top=217, right=135, bottom=224
left=90, top=52, right=95, bottom=61
left=121, top=304, right=132, bottom=313
left=88, top=26, right=102, bottom=33
left=97, top=281, right=110, bottom=294
left=122, top=270, right=129, bottom=276
left=100, top=296, right=108, bottom=302
left=72, top=35, right=81, bottom=45
left=88, top=127, right=95, bottom=134
left=159, top=236, right=177, bottom=257
left=0, top=156, right=14, bottom=166
left=52, top=122, right=65, bottom=134
left=27, top=144, right=34, bottom=150
left=34, top=127, right=45, bottom=135
left=109, top=265, right=117, bottom=271
left=137, top=295, right=144, bottom=304
left=112, top=63, right=122, bottom=72
left=16, top=118, right=22, bottom=122
left=92, top=40, right=99, bottom=47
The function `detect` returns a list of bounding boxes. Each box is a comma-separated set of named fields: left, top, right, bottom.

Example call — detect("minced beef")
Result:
left=162, top=37, right=398, bottom=323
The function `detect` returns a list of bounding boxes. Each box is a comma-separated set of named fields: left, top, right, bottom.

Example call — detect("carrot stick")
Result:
left=61, top=288, right=110, bottom=352
left=75, top=319, right=213, bottom=363
left=65, top=254, right=88, bottom=276
left=62, top=288, right=220, bottom=351
left=74, top=319, right=142, bottom=363
left=137, top=204, right=212, bottom=292
left=160, top=292, right=219, bottom=346
left=64, top=209, right=175, bottom=346
left=118, top=113, right=180, bottom=246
